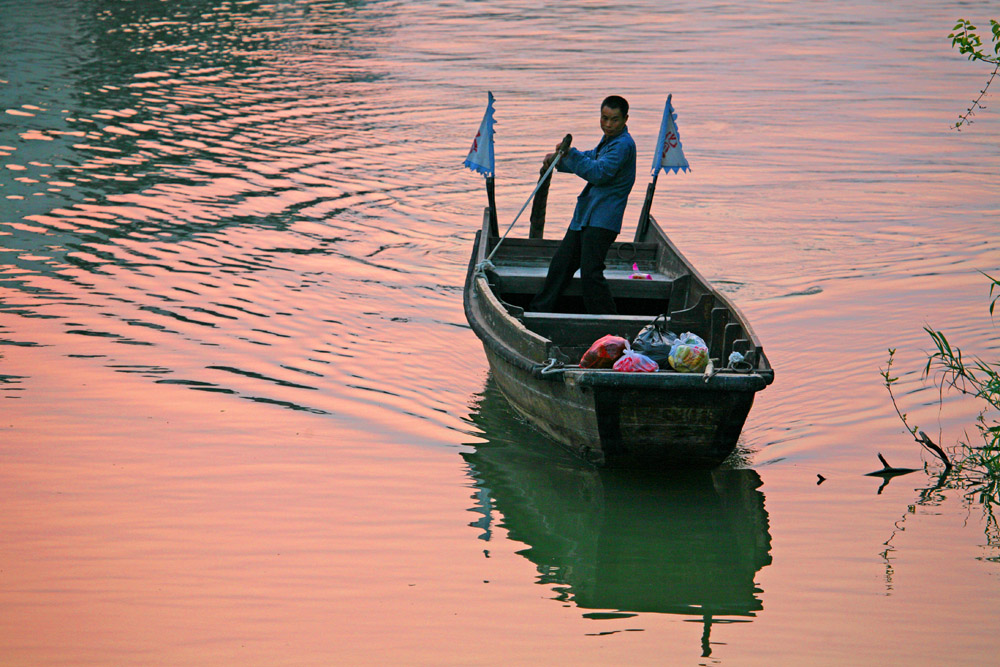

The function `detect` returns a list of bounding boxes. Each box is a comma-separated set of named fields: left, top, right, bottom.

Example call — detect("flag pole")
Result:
left=464, top=92, right=498, bottom=235
left=486, top=176, right=499, bottom=238
left=634, top=94, right=688, bottom=243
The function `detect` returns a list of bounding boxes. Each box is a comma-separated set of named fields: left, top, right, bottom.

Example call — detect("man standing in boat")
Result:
left=529, top=95, right=636, bottom=315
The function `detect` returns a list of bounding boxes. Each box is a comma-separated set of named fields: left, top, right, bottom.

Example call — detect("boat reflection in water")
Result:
left=463, top=379, right=772, bottom=656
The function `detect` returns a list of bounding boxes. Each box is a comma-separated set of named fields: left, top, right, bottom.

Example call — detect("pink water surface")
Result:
left=1, top=0, right=998, bottom=664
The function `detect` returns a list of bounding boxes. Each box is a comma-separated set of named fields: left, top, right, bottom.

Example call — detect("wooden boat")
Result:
left=463, top=210, right=775, bottom=468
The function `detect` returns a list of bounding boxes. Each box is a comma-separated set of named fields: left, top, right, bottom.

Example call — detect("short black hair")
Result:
left=601, top=95, right=629, bottom=117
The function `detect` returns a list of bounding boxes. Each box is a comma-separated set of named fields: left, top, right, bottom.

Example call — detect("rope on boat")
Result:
left=538, top=358, right=565, bottom=376
left=475, top=149, right=567, bottom=276
left=703, top=353, right=754, bottom=383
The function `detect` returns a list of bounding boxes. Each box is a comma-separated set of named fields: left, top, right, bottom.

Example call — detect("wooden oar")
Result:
left=479, top=134, right=573, bottom=269
left=529, top=134, right=572, bottom=239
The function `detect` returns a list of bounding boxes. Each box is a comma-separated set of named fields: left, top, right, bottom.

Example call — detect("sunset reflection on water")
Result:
left=2, top=0, right=999, bottom=664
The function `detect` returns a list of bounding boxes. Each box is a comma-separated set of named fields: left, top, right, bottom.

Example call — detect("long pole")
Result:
left=482, top=134, right=572, bottom=267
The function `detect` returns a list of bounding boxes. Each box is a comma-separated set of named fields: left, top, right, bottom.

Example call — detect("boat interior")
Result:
left=479, top=236, right=763, bottom=367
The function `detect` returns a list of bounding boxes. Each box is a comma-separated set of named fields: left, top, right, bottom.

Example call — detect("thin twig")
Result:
left=881, top=349, right=953, bottom=471
left=952, top=19, right=1000, bottom=129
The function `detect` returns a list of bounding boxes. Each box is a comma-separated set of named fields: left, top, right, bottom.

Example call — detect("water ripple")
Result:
left=1, top=0, right=997, bottom=450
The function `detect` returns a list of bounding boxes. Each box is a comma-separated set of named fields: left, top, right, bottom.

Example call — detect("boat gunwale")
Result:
left=466, top=209, right=773, bottom=388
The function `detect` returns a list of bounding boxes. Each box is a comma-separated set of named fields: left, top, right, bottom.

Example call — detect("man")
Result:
left=529, top=95, right=636, bottom=315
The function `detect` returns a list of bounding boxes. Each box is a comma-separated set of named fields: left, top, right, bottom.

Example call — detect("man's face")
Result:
left=600, top=105, right=627, bottom=139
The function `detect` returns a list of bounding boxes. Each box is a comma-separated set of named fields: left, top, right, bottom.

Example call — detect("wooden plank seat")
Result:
left=520, top=311, right=661, bottom=348
left=491, top=265, right=674, bottom=300
left=487, top=238, right=662, bottom=270
left=521, top=293, right=734, bottom=362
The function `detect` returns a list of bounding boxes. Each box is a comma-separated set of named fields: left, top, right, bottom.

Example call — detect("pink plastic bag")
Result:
left=613, top=348, right=659, bottom=372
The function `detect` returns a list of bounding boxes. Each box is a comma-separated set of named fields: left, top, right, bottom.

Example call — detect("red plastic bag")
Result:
left=579, top=335, right=628, bottom=369
left=613, top=349, right=659, bottom=372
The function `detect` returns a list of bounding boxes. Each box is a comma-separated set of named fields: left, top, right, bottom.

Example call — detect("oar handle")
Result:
left=557, top=133, right=573, bottom=156
left=541, top=134, right=573, bottom=175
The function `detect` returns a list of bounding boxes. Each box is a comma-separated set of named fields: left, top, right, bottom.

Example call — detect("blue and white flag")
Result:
left=464, top=91, right=495, bottom=177
left=651, top=94, right=690, bottom=176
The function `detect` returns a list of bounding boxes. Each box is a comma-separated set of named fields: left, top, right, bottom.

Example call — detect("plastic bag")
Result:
left=632, top=315, right=677, bottom=369
left=613, top=348, right=659, bottom=372
left=668, top=332, right=709, bottom=373
left=579, top=334, right=628, bottom=369
left=632, top=314, right=675, bottom=350
left=630, top=262, right=652, bottom=280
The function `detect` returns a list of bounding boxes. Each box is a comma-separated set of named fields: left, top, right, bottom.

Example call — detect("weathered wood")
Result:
left=634, top=178, right=658, bottom=242
left=528, top=164, right=552, bottom=240
left=489, top=238, right=662, bottom=270
left=486, top=176, right=499, bottom=238
left=492, top=265, right=674, bottom=301
left=528, top=134, right=572, bottom=239
left=668, top=293, right=716, bottom=343
left=522, top=312, right=661, bottom=347
left=723, top=322, right=743, bottom=361
left=473, top=273, right=550, bottom=362
left=463, top=211, right=774, bottom=469
left=670, top=274, right=692, bottom=309
left=709, top=307, right=730, bottom=362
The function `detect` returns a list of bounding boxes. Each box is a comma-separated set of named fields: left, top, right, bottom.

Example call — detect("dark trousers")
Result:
left=529, top=226, right=618, bottom=314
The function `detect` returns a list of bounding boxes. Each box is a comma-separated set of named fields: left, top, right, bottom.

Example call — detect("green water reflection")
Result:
left=1, top=0, right=389, bottom=245
left=463, top=379, right=772, bottom=654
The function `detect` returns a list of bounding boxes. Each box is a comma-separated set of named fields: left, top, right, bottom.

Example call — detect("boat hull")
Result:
left=479, top=319, right=759, bottom=468
left=463, top=213, right=773, bottom=469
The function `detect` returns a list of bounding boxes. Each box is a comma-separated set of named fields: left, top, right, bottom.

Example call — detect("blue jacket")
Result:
left=557, top=128, right=636, bottom=233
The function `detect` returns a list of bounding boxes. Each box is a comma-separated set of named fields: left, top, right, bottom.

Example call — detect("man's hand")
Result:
left=544, top=135, right=573, bottom=167
left=542, top=134, right=573, bottom=170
